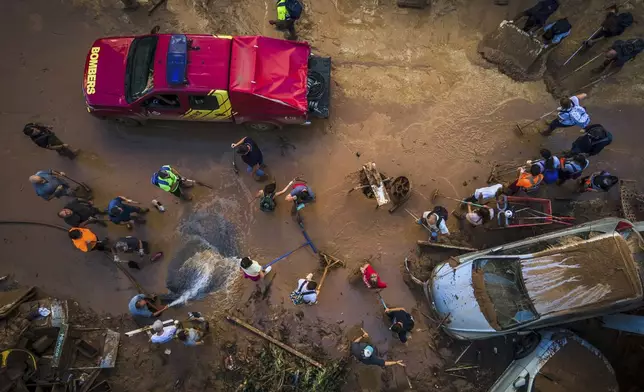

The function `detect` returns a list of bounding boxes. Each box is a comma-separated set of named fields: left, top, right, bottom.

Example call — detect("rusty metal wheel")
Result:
left=391, top=176, right=411, bottom=202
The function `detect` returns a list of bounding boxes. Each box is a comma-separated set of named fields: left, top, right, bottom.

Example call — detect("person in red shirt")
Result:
left=360, top=263, right=387, bottom=289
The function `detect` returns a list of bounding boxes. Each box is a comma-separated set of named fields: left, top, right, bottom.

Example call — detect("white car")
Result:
left=424, top=217, right=644, bottom=340
left=489, top=329, right=618, bottom=392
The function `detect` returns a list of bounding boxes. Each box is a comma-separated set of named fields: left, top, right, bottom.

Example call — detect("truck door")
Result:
left=140, top=93, right=185, bottom=120
left=181, top=90, right=233, bottom=122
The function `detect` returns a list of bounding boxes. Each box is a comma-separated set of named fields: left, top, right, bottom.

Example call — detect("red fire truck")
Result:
left=83, top=33, right=330, bottom=130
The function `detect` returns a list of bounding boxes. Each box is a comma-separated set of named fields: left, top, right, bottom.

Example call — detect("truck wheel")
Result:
left=110, top=117, right=142, bottom=127
left=244, top=122, right=277, bottom=131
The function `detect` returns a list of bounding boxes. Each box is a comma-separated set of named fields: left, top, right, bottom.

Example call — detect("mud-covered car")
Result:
left=489, top=329, right=618, bottom=392
left=424, top=217, right=644, bottom=340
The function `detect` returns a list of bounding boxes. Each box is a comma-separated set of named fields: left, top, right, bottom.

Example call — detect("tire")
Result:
left=244, top=122, right=277, bottom=132
left=109, top=117, right=142, bottom=127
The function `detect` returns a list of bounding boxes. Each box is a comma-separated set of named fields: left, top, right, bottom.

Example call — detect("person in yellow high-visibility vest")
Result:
left=269, top=0, right=301, bottom=40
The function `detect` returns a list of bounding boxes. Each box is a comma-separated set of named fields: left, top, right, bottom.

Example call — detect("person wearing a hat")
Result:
left=351, top=328, right=405, bottom=367
left=150, top=320, right=178, bottom=344
left=384, top=307, right=415, bottom=343
left=579, top=170, right=619, bottom=193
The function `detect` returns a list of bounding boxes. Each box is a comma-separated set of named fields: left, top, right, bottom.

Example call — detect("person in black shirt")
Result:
left=593, top=38, right=644, bottom=74
left=584, top=5, right=633, bottom=48
left=232, top=136, right=265, bottom=180
left=385, top=307, right=415, bottom=343
left=23, top=123, right=78, bottom=159
left=350, top=328, right=405, bottom=367
left=58, top=198, right=106, bottom=227
left=570, top=124, right=612, bottom=156
left=511, top=0, right=559, bottom=33
left=113, top=236, right=149, bottom=257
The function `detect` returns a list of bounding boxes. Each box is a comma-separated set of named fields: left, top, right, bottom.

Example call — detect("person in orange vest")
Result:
left=68, top=228, right=108, bottom=253
left=508, top=164, right=544, bottom=194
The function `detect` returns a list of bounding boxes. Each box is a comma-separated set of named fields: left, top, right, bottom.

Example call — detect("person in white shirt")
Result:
left=240, top=257, right=272, bottom=282
left=464, top=203, right=494, bottom=227
left=463, top=184, right=503, bottom=205
left=290, top=273, right=318, bottom=305
left=150, top=320, right=178, bottom=344
left=419, top=206, right=450, bottom=240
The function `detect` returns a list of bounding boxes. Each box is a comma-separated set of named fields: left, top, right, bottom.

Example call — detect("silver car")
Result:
left=489, top=329, right=618, bottom=392
left=425, top=217, right=644, bottom=340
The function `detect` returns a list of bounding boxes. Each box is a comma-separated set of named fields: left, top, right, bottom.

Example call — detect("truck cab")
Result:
left=83, top=33, right=331, bottom=130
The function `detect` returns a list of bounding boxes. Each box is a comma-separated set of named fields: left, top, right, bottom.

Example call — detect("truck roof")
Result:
left=153, top=34, right=232, bottom=92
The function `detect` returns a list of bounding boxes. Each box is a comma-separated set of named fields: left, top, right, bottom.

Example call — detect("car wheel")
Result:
left=513, top=332, right=541, bottom=359
left=244, top=122, right=277, bottom=131
left=110, top=117, right=142, bottom=127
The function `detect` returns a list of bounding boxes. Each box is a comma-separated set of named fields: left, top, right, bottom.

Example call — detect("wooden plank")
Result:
left=226, top=316, right=324, bottom=369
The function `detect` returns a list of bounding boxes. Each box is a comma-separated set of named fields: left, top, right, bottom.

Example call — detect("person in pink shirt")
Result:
left=360, top=263, right=387, bottom=289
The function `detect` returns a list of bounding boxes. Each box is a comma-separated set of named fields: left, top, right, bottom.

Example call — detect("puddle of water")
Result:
left=166, top=207, right=241, bottom=306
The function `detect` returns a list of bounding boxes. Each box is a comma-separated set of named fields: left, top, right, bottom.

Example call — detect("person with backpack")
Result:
left=256, top=181, right=277, bottom=212
left=269, top=0, right=302, bottom=40
left=578, top=170, right=619, bottom=193
left=151, top=165, right=195, bottom=201
left=584, top=5, right=633, bottom=48
left=542, top=18, right=571, bottom=47
left=511, top=0, right=559, bottom=33
left=570, top=124, right=613, bottom=156
left=418, top=206, right=449, bottom=240
left=592, top=38, right=644, bottom=74
left=533, top=149, right=560, bottom=184
left=558, top=154, right=589, bottom=185
left=23, top=123, right=79, bottom=159
left=289, top=273, right=318, bottom=305
left=541, top=94, right=591, bottom=136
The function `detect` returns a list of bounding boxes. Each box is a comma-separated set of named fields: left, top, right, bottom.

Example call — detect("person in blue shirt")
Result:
left=29, top=170, right=75, bottom=201
left=107, top=196, right=148, bottom=228
left=128, top=294, right=168, bottom=318
left=232, top=136, right=265, bottom=180
left=542, top=93, right=590, bottom=136
left=542, top=18, right=571, bottom=47
left=558, top=154, right=589, bottom=185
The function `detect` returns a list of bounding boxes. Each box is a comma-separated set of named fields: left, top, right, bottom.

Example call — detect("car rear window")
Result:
left=618, top=228, right=644, bottom=275
left=472, top=258, right=538, bottom=330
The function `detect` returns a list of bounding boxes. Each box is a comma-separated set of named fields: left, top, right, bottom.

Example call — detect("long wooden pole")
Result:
left=417, top=240, right=478, bottom=252
left=226, top=316, right=324, bottom=369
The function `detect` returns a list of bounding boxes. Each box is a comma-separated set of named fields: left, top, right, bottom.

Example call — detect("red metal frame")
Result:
left=505, top=196, right=553, bottom=228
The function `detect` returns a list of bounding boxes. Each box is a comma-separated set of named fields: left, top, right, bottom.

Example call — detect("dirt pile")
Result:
left=478, top=21, right=547, bottom=82
left=535, top=336, right=618, bottom=392
left=524, top=234, right=638, bottom=314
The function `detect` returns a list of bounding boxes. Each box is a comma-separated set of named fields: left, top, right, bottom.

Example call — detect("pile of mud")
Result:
left=478, top=21, right=548, bottom=82
left=535, top=336, right=618, bottom=392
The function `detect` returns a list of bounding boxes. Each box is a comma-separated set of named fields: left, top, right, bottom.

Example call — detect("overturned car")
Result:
left=422, top=217, right=644, bottom=340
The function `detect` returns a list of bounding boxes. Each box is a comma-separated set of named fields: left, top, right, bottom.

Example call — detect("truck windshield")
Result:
left=472, top=258, right=537, bottom=330
left=125, top=36, right=158, bottom=103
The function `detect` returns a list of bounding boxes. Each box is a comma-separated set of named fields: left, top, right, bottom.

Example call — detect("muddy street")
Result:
left=1, top=0, right=644, bottom=391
